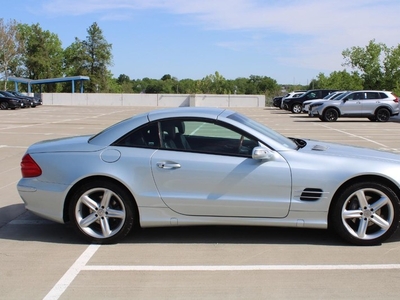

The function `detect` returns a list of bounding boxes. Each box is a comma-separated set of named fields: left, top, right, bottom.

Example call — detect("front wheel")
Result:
left=322, top=108, right=338, bottom=122
left=291, top=103, right=302, bottom=114
left=330, top=182, right=400, bottom=246
left=69, top=180, right=136, bottom=244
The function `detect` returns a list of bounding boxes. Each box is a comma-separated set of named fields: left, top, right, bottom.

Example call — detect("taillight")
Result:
left=392, top=93, right=399, bottom=103
left=21, top=154, right=42, bottom=178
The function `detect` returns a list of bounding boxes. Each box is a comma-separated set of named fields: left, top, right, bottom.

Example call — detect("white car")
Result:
left=309, top=90, right=400, bottom=122
left=302, top=91, right=347, bottom=113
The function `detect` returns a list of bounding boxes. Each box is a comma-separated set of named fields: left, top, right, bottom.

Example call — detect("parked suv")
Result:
left=309, top=90, right=399, bottom=122
left=282, top=89, right=338, bottom=113
left=302, top=91, right=347, bottom=113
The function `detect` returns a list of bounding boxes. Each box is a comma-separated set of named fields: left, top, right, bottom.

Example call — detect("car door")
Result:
left=150, top=119, right=292, bottom=218
left=362, top=92, right=381, bottom=114
left=341, top=92, right=365, bottom=115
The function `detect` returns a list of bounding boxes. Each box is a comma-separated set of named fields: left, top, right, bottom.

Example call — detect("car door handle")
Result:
left=157, top=162, right=181, bottom=169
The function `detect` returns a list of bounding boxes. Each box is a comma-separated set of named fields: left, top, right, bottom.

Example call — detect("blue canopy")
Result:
left=8, top=76, right=90, bottom=93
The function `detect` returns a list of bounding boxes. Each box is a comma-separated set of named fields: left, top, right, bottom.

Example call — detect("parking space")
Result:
left=1, top=106, right=400, bottom=299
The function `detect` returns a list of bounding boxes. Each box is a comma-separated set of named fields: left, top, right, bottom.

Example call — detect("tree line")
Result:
left=1, top=18, right=400, bottom=98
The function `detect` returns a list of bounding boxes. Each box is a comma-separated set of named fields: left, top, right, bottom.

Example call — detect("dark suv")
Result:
left=283, top=89, right=338, bottom=113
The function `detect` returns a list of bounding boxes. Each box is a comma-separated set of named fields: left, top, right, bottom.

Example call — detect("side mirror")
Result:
left=342, top=98, right=348, bottom=102
left=252, top=146, right=274, bottom=160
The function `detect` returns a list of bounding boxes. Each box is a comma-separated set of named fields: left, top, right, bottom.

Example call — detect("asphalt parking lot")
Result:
left=1, top=105, right=400, bottom=299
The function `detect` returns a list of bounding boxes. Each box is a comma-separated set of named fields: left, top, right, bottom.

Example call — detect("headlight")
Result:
left=310, top=103, right=323, bottom=108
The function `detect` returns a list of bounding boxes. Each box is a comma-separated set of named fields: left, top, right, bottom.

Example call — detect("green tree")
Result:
left=17, top=23, right=63, bottom=92
left=246, top=75, right=280, bottom=100
left=200, top=71, right=228, bottom=94
left=382, top=45, right=400, bottom=94
left=116, top=74, right=133, bottom=93
left=0, top=19, right=24, bottom=89
left=177, top=78, right=198, bottom=94
left=231, top=77, right=249, bottom=94
left=342, top=39, right=386, bottom=90
left=315, top=70, right=363, bottom=90
left=64, top=22, right=113, bottom=92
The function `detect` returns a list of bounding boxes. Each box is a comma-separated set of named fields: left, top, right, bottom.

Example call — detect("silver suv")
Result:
left=309, top=90, right=399, bottom=122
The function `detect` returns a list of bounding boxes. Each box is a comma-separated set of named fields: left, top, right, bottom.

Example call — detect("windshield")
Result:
left=332, top=91, right=351, bottom=100
left=227, top=112, right=298, bottom=150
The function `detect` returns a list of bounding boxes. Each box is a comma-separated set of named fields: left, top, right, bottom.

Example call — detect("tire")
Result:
left=330, top=182, right=400, bottom=246
left=291, top=103, right=302, bottom=114
left=323, top=108, right=338, bottom=122
left=69, top=180, right=136, bottom=244
left=0, top=102, right=8, bottom=110
left=375, top=108, right=390, bottom=122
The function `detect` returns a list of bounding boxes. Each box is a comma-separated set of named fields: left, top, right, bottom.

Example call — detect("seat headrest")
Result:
left=175, top=121, right=185, bottom=133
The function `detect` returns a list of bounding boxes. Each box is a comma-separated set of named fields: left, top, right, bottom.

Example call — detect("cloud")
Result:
left=38, top=0, right=400, bottom=80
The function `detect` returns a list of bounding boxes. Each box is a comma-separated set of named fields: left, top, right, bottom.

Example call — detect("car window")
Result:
left=115, top=123, right=160, bottom=148
left=162, top=120, right=258, bottom=156
left=306, top=92, right=318, bottom=100
left=115, top=119, right=259, bottom=157
left=379, top=92, right=388, bottom=99
left=366, top=92, right=379, bottom=99
left=347, top=92, right=364, bottom=100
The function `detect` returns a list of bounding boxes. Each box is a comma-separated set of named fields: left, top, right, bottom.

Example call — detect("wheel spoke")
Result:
left=370, top=195, right=389, bottom=211
left=100, top=189, right=113, bottom=208
left=371, top=214, right=390, bottom=230
left=355, top=190, right=369, bottom=208
left=100, top=218, right=112, bottom=237
left=343, top=209, right=362, bottom=219
left=81, top=195, right=99, bottom=211
left=107, top=208, right=125, bottom=219
left=79, top=212, right=99, bottom=227
left=356, top=218, right=369, bottom=238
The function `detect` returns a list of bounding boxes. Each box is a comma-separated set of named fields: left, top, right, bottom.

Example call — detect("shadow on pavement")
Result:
left=1, top=204, right=400, bottom=246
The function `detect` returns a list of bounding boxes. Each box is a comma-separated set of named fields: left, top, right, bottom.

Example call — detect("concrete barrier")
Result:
left=41, top=93, right=265, bottom=107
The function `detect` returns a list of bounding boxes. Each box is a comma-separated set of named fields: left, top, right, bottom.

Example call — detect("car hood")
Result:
left=27, top=135, right=106, bottom=153
left=302, top=139, right=400, bottom=164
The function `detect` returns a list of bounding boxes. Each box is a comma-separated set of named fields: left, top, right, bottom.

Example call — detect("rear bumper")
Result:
left=17, top=178, right=69, bottom=224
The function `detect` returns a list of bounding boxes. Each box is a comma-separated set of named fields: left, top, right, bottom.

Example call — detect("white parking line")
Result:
left=43, top=244, right=101, bottom=300
left=317, top=124, right=388, bottom=148
left=83, top=264, right=400, bottom=271
left=42, top=243, right=400, bottom=300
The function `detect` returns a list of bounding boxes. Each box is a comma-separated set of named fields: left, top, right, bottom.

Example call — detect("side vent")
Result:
left=300, top=188, right=323, bottom=201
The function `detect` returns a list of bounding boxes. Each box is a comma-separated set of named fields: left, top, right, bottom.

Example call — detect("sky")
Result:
left=4, top=0, right=400, bottom=85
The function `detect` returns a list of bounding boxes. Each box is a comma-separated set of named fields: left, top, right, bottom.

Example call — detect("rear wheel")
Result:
left=69, top=180, right=136, bottom=244
left=376, top=108, right=390, bottom=122
left=330, top=182, right=400, bottom=246
left=291, top=103, right=302, bottom=114
left=323, top=108, right=338, bottom=122
left=0, top=102, right=8, bottom=110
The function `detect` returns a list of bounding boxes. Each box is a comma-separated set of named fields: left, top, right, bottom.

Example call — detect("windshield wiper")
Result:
left=288, top=137, right=307, bottom=149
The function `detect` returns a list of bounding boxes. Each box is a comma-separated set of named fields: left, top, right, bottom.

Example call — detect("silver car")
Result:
left=302, top=91, right=347, bottom=113
left=309, top=90, right=399, bottom=122
left=17, top=107, right=400, bottom=245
